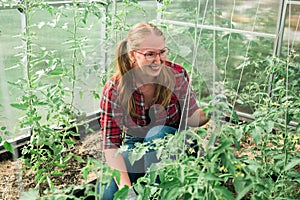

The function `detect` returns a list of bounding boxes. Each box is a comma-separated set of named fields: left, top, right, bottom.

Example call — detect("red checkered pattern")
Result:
left=99, top=61, right=199, bottom=149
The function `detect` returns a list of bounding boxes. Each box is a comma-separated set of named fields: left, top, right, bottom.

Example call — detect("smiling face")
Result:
left=130, top=33, right=166, bottom=81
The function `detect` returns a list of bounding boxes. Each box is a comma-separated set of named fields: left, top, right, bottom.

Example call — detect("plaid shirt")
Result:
left=99, top=61, right=199, bottom=149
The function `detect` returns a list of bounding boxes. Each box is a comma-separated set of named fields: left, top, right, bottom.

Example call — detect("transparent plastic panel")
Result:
left=28, top=4, right=106, bottom=115
left=281, top=3, right=300, bottom=98
left=164, top=0, right=280, bottom=34
left=283, top=3, right=300, bottom=51
left=0, top=9, right=23, bottom=136
left=164, top=24, right=275, bottom=113
left=106, top=1, right=159, bottom=40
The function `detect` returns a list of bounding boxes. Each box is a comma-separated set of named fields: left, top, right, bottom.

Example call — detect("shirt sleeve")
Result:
left=180, top=66, right=199, bottom=117
left=169, top=62, right=199, bottom=119
left=99, top=79, right=123, bottom=149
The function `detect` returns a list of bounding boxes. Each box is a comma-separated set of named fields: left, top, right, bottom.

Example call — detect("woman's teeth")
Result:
left=150, top=65, right=160, bottom=69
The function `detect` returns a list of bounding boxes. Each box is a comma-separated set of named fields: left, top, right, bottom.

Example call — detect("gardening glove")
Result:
left=125, top=187, right=137, bottom=200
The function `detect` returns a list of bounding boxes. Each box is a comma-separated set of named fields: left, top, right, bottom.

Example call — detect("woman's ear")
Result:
left=129, top=51, right=135, bottom=61
left=129, top=51, right=136, bottom=67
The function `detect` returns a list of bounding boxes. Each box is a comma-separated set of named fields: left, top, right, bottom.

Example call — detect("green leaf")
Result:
left=273, top=153, right=285, bottom=160
left=63, top=138, right=76, bottom=145
left=159, top=178, right=181, bottom=189
left=133, top=180, right=146, bottom=195
left=36, top=173, right=47, bottom=185
left=165, top=186, right=184, bottom=200
left=112, top=170, right=121, bottom=185
left=158, top=169, right=166, bottom=183
left=63, top=153, right=73, bottom=162
left=235, top=180, right=252, bottom=200
left=49, top=68, right=64, bottom=75
left=156, top=146, right=163, bottom=160
left=283, top=158, right=300, bottom=172
left=4, top=141, right=14, bottom=154
left=74, top=155, right=85, bottom=163
left=287, top=171, right=300, bottom=179
left=113, top=185, right=129, bottom=200
left=20, top=189, right=39, bottom=200
left=213, top=139, right=232, bottom=154
left=149, top=170, right=158, bottom=184
left=54, top=161, right=67, bottom=168
left=251, top=126, right=263, bottom=144
left=82, top=166, right=89, bottom=180
left=51, top=171, right=64, bottom=176
left=236, top=184, right=252, bottom=200
left=264, top=120, right=274, bottom=133
left=32, top=116, right=42, bottom=121
left=214, top=185, right=235, bottom=200
left=203, top=173, right=221, bottom=181
left=245, top=160, right=261, bottom=172
left=178, top=164, right=185, bottom=183
left=10, top=103, right=28, bottom=110
left=128, top=149, right=146, bottom=165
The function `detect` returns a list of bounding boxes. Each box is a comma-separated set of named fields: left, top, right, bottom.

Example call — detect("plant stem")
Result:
left=24, top=0, right=32, bottom=89
left=70, top=0, right=78, bottom=110
left=283, top=57, right=290, bottom=168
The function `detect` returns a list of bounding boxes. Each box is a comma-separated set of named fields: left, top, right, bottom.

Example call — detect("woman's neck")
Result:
left=135, top=74, right=156, bottom=88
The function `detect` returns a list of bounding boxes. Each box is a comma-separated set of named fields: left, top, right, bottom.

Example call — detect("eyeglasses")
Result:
left=133, top=47, right=170, bottom=61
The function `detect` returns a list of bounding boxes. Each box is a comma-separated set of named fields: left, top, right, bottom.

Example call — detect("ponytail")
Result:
left=116, top=39, right=135, bottom=115
left=116, top=39, right=131, bottom=77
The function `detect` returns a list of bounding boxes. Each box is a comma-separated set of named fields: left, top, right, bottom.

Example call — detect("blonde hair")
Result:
left=115, top=22, right=175, bottom=118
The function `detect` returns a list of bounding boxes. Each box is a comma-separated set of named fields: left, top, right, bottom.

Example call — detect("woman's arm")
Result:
left=99, top=79, right=131, bottom=189
left=104, top=148, right=131, bottom=188
left=187, top=108, right=210, bottom=127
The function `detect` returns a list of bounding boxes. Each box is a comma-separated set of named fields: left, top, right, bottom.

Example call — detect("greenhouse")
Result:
left=0, top=0, right=299, bottom=199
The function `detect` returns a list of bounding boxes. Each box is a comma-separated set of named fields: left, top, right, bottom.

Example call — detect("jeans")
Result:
left=99, top=125, right=177, bottom=200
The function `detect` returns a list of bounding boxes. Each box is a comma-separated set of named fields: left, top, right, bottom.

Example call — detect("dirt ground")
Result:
left=0, top=132, right=103, bottom=200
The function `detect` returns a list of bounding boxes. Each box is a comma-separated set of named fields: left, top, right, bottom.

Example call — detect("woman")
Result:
left=99, top=22, right=209, bottom=199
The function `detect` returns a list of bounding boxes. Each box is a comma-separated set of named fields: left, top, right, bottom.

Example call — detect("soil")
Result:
left=0, top=131, right=103, bottom=200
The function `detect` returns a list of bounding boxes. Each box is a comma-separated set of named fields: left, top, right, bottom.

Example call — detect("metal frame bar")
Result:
left=273, top=0, right=288, bottom=57
left=47, top=0, right=108, bottom=5
left=288, top=1, right=300, bottom=6
left=163, top=19, right=277, bottom=39
left=0, top=0, right=108, bottom=10
left=267, top=0, right=289, bottom=97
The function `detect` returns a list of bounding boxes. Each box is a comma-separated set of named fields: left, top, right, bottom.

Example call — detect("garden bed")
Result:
left=0, top=120, right=299, bottom=199
left=0, top=131, right=102, bottom=200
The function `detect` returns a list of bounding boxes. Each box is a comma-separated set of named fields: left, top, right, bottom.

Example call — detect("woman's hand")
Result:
left=104, top=149, right=132, bottom=188
left=187, top=109, right=210, bottom=127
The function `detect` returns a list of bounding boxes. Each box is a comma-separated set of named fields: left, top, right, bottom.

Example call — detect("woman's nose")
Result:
left=152, top=53, right=162, bottom=64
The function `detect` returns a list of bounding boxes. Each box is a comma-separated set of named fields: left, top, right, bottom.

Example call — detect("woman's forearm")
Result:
left=187, top=108, right=210, bottom=127
left=104, top=148, right=131, bottom=188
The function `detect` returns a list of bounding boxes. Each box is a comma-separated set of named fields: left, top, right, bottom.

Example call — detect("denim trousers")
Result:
left=99, top=125, right=177, bottom=200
